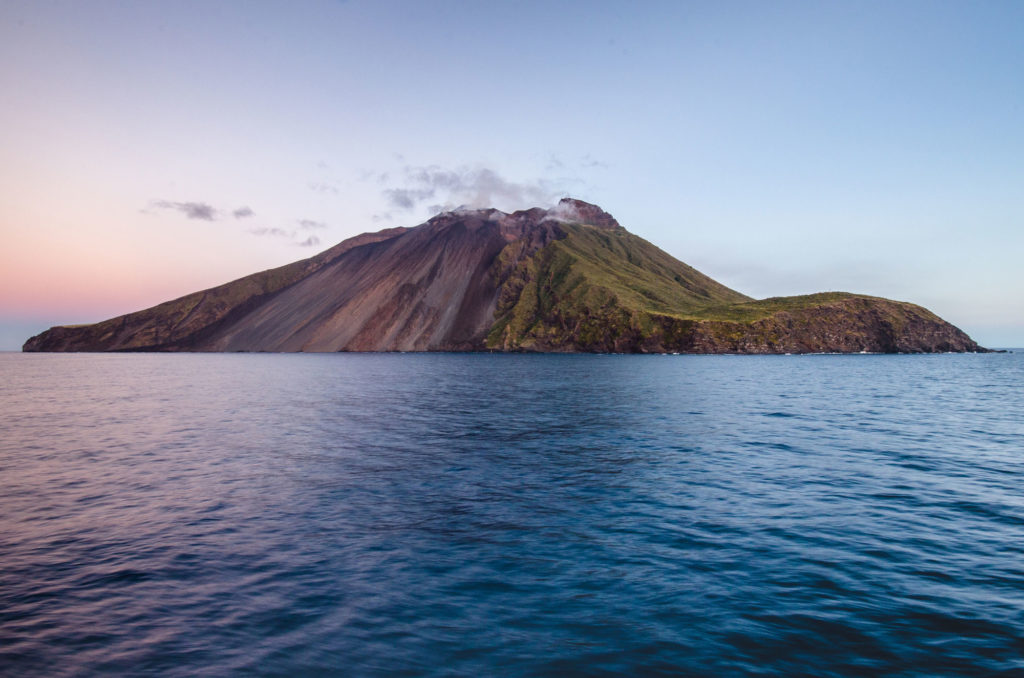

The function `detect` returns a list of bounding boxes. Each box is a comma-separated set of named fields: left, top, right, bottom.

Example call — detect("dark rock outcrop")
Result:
left=23, top=199, right=987, bottom=353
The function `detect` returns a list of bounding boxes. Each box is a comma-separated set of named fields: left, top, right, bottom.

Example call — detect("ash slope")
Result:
left=24, top=199, right=985, bottom=353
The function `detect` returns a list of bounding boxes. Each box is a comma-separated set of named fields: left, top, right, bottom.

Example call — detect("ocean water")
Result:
left=2, top=352, right=1023, bottom=677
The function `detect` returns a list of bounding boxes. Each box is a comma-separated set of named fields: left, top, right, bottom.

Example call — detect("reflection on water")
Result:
left=2, top=352, right=1024, bottom=676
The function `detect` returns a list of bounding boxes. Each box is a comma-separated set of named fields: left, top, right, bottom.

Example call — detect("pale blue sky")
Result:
left=2, top=0, right=1022, bottom=348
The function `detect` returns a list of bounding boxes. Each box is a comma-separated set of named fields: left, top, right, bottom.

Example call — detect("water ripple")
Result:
left=2, top=352, right=1024, bottom=676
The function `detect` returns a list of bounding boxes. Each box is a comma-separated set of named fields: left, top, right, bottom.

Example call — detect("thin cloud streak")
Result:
left=249, top=227, right=291, bottom=238
left=249, top=222, right=326, bottom=248
left=151, top=200, right=218, bottom=220
left=307, top=182, right=339, bottom=195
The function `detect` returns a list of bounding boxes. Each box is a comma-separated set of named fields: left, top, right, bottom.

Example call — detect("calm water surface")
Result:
left=2, top=352, right=1023, bottom=676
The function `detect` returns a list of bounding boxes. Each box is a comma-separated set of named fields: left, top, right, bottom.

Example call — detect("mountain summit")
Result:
left=24, top=199, right=984, bottom=353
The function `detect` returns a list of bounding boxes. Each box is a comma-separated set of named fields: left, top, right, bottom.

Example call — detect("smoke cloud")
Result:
left=378, top=165, right=567, bottom=215
left=384, top=187, right=436, bottom=210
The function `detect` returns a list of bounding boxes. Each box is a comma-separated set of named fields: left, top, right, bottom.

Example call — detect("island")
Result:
left=24, top=199, right=985, bottom=354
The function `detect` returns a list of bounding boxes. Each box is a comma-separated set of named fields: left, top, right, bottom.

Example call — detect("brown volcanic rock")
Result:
left=547, top=198, right=622, bottom=230
left=24, top=207, right=565, bottom=353
left=23, top=199, right=987, bottom=353
left=22, top=226, right=409, bottom=352
left=651, top=296, right=983, bottom=354
left=200, top=211, right=556, bottom=352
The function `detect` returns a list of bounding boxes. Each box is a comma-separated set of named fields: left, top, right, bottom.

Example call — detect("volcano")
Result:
left=24, top=199, right=985, bottom=353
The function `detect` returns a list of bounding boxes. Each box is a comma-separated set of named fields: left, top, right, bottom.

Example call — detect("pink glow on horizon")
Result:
left=0, top=222, right=293, bottom=322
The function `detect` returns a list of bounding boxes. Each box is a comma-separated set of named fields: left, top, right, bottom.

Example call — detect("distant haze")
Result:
left=2, top=1, right=1022, bottom=349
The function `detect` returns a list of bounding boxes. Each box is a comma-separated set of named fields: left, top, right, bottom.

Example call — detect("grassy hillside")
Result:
left=486, top=223, right=750, bottom=349
left=684, top=292, right=925, bottom=321
left=485, top=225, right=977, bottom=353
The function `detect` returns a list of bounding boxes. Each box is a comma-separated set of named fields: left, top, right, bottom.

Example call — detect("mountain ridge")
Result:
left=23, top=199, right=986, bottom=353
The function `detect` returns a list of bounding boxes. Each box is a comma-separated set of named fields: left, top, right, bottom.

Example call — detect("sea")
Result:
left=2, top=351, right=1023, bottom=677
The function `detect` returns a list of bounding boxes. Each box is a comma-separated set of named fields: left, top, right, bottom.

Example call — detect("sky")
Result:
left=2, top=0, right=1022, bottom=349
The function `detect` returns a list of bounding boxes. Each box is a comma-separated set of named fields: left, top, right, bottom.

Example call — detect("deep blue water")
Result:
left=2, top=352, right=1023, bottom=676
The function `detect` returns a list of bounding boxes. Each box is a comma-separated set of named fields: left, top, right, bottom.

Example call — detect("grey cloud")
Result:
left=249, top=227, right=291, bottom=238
left=406, top=167, right=461, bottom=190
left=148, top=198, right=319, bottom=247
left=384, top=187, right=435, bottom=209
left=545, top=154, right=565, bottom=171
left=545, top=153, right=608, bottom=172
left=152, top=200, right=218, bottom=220
left=358, top=169, right=390, bottom=184
left=382, top=165, right=564, bottom=214
left=308, top=182, right=339, bottom=195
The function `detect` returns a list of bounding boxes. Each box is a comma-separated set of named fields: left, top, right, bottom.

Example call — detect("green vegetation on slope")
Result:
left=547, top=224, right=750, bottom=314
left=486, top=223, right=750, bottom=350
left=483, top=225, right=970, bottom=353
left=684, top=292, right=919, bottom=322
